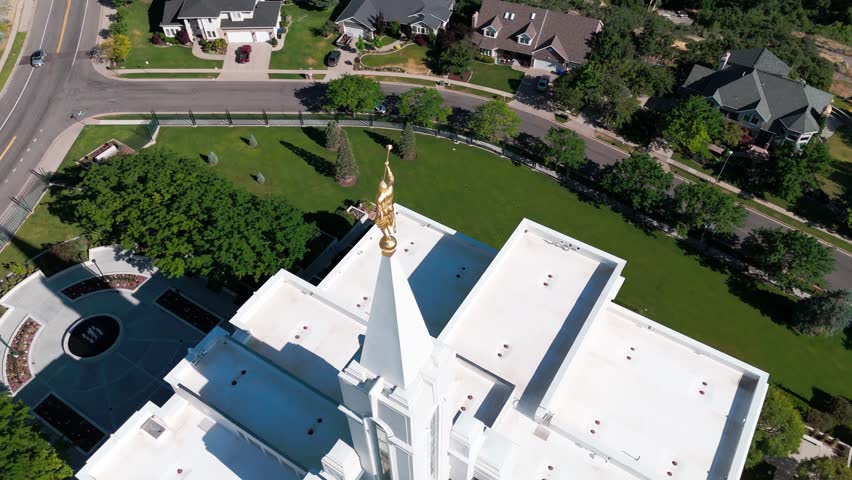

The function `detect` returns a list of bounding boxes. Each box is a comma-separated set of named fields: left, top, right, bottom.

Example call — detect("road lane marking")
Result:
left=71, top=0, right=89, bottom=68
left=56, top=0, right=71, bottom=53
left=0, top=0, right=56, bottom=132
left=0, top=136, right=17, bottom=162
left=11, top=168, right=16, bottom=173
left=32, top=137, right=37, bottom=142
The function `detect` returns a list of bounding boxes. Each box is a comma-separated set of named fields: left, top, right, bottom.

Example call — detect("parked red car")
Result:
left=236, top=45, right=251, bottom=64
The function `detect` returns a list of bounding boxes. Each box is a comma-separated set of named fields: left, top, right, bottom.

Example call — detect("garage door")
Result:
left=343, top=25, right=365, bottom=37
left=534, top=59, right=562, bottom=73
left=228, top=31, right=253, bottom=43
left=255, top=32, right=270, bottom=42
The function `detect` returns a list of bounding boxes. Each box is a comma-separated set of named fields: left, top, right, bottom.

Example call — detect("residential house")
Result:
left=471, top=0, right=602, bottom=72
left=334, top=0, right=454, bottom=39
left=682, top=48, right=833, bottom=146
left=160, top=0, right=282, bottom=43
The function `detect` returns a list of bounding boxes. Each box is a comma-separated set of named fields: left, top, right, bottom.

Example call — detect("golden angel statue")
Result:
left=376, top=145, right=397, bottom=255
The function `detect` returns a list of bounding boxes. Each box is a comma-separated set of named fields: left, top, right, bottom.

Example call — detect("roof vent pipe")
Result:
left=719, top=50, right=731, bottom=71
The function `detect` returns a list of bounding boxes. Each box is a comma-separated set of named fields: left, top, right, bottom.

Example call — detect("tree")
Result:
left=747, top=387, right=806, bottom=468
left=255, top=172, right=265, bottom=184
left=602, top=152, right=673, bottom=214
left=466, top=99, right=520, bottom=143
left=324, top=121, right=341, bottom=151
left=663, top=96, right=724, bottom=160
left=247, top=134, right=258, bottom=148
left=305, top=0, right=336, bottom=9
left=545, top=127, right=586, bottom=170
left=636, top=16, right=674, bottom=59
left=388, top=20, right=401, bottom=37
left=60, top=150, right=317, bottom=280
left=373, top=12, right=386, bottom=36
left=552, top=62, right=603, bottom=113
left=827, top=396, right=851, bottom=426
left=773, top=141, right=834, bottom=203
left=101, top=34, right=132, bottom=63
left=0, top=392, right=74, bottom=480
left=796, top=457, right=852, bottom=480
left=804, top=408, right=837, bottom=433
left=335, top=130, right=359, bottom=186
left=793, top=289, right=852, bottom=336
left=438, top=40, right=476, bottom=75
left=398, top=88, right=451, bottom=128
left=110, top=8, right=128, bottom=36
left=741, top=228, right=835, bottom=291
left=717, top=120, right=745, bottom=149
left=399, top=123, right=416, bottom=161
left=324, top=75, right=384, bottom=114
left=672, top=182, right=746, bottom=236
left=207, top=151, right=218, bottom=166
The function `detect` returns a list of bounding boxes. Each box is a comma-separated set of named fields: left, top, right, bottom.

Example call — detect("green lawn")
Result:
left=119, top=72, right=219, bottom=79
left=122, top=0, right=221, bottom=68
left=7, top=125, right=852, bottom=403
left=467, top=61, right=525, bottom=93
left=360, top=45, right=429, bottom=72
left=364, top=75, right=436, bottom=87
left=0, top=32, right=27, bottom=92
left=270, top=4, right=335, bottom=69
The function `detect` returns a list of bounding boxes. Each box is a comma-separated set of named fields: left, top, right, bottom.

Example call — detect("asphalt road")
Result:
left=0, top=0, right=849, bottom=289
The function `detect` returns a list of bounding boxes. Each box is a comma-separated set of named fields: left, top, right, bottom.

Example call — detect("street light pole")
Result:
left=715, top=149, right=733, bottom=184
left=0, top=335, right=20, bottom=358
left=91, top=258, right=104, bottom=278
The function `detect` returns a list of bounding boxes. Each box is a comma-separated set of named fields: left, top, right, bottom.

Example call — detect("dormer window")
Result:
left=518, top=34, right=530, bottom=45
left=484, top=26, right=496, bottom=38
left=231, top=11, right=242, bottom=20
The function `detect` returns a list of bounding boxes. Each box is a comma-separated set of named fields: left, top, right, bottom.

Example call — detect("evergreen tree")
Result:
left=207, top=151, right=218, bottom=166
left=324, top=121, right=340, bottom=151
left=335, top=130, right=359, bottom=186
left=793, top=289, right=852, bottom=336
left=256, top=172, right=265, bottom=184
left=247, top=134, right=258, bottom=148
left=399, top=123, right=417, bottom=161
left=742, top=228, right=835, bottom=291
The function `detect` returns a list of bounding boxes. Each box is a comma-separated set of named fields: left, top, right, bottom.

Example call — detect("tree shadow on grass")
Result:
left=302, top=126, right=328, bottom=149
left=280, top=140, right=334, bottom=178
left=363, top=130, right=397, bottom=152
left=725, top=273, right=797, bottom=330
left=304, top=211, right=353, bottom=239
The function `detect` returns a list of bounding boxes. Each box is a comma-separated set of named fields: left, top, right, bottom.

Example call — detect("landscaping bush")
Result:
left=207, top=151, right=218, bottom=166
left=176, top=28, right=191, bottom=46
left=476, top=53, right=494, bottom=63
left=805, top=408, right=837, bottom=434
left=201, top=38, right=226, bottom=54
left=387, top=20, right=401, bottom=38
left=374, top=37, right=383, bottom=48
left=269, top=37, right=278, bottom=47
left=247, top=134, right=258, bottom=148
left=109, top=8, right=128, bottom=36
left=313, top=20, right=338, bottom=37
left=112, top=0, right=133, bottom=7
left=356, top=37, right=366, bottom=51
left=151, top=32, right=164, bottom=46
left=413, top=34, right=429, bottom=46
left=256, top=172, right=265, bottom=184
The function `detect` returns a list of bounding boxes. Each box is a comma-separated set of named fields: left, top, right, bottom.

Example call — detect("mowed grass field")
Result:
left=6, top=125, right=851, bottom=402
left=270, top=4, right=336, bottom=69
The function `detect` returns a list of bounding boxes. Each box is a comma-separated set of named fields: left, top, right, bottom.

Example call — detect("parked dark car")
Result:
left=236, top=45, right=251, bottom=64
left=30, top=49, right=46, bottom=67
left=536, top=76, right=549, bottom=92
left=325, top=50, right=341, bottom=67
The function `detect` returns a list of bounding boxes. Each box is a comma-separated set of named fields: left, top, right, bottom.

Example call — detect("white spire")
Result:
left=360, top=252, right=433, bottom=389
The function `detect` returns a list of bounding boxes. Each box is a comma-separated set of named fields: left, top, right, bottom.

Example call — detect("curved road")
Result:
left=0, top=0, right=850, bottom=289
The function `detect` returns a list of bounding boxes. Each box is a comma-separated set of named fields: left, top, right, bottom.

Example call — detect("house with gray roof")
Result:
left=471, top=0, right=602, bottom=72
left=682, top=48, right=833, bottom=147
left=335, top=0, right=454, bottom=39
left=160, top=0, right=282, bottom=43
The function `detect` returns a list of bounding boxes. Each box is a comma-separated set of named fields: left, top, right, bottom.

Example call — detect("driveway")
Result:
left=219, top=42, right=272, bottom=80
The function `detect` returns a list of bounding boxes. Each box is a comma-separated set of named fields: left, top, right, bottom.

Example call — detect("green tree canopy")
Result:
left=545, top=126, right=586, bottom=170
left=773, top=141, right=834, bottom=203
left=602, top=152, right=673, bottom=213
left=636, top=15, right=674, bottom=59
left=438, top=40, right=476, bottom=75
left=796, top=456, right=852, bottom=480
left=793, top=289, right=852, bottom=336
left=467, top=99, right=521, bottom=143
left=672, top=181, right=746, bottom=235
left=61, top=150, right=317, bottom=281
left=102, top=34, right=131, bottom=63
left=663, top=96, right=724, bottom=160
left=324, top=75, right=384, bottom=113
left=747, top=387, right=806, bottom=468
left=741, top=227, right=835, bottom=291
left=0, top=392, right=73, bottom=480
left=398, top=88, right=451, bottom=128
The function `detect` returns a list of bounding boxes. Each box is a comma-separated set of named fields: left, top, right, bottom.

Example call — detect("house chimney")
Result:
left=472, top=10, right=479, bottom=28
left=718, top=51, right=730, bottom=70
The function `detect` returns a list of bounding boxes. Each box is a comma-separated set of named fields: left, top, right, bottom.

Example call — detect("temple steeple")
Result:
left=359, top=146, right=433, bottom=389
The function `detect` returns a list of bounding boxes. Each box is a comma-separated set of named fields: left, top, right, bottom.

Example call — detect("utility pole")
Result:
left=715, top=149, right=733, bottom=184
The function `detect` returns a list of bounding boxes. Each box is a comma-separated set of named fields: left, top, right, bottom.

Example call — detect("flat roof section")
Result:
left=76, top=397, right=299, bottom=480
left=442, top=221, right=623, bottom=410
left=230, top=271, right=366, bottom=402
left=544, top=304, right=763, bottom=479
left=448, top=357, right=515, bottom=428
left=318, top=206, right=496, bottom=337
left=167, top=334, right=350, bottom=473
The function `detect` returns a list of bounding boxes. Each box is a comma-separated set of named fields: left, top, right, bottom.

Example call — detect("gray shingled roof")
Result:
left=220, top=0, right=281, bottom=28
left=177, top=0, right=256, bottom=18
left=472, top=0, right=600, bottom=65
left=160, top=0, right=185, bottom=26
left=682, top=48, right=832, bottom=135
left=335, top=0, right=452, bottom=32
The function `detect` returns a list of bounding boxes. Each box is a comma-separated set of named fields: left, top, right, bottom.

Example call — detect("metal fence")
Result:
left=0, top=170, right=51, bottom=246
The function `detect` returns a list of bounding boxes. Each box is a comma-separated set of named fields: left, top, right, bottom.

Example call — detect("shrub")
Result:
left=374, top=37, right=383, bottom=49
left=315, top=20, right=337, bottom=37
left=255, top=172, right=265, bottom=184
left=151, top=32, right=164, bottom=45
left=413, top=34, right=429, bottom=46
left=388, top=20, right=401, bottom=37
left=176, top=28, right=191, bottom=45
left=247, top=134, right=258, bottom=148
left=207, top=152, right=218, bottom=166
left=805, top=408, right=837, bottom=433
left=112, top=0, right=133, bottom=7
left=269, top=37, right=278, bottom=47
left=110, top=9, right=128, bottom=36
left=476, top=53, right=494, bottom=63
left=356, top=37, right=366, bottom=50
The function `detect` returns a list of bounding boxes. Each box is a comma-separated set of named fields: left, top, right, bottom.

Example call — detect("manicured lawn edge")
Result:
left=363, top=75, right=437, bottom=87
left=0, top=32, right=27, bottom=92
left=118, top=72, right=219, bottom=79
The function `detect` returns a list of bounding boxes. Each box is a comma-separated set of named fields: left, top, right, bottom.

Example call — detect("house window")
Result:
left=411, top=25, right=427, bottom=34
left=480, top=48, right=493, bottom=57
left=484, top=27, right=496, bottom=38
left=207, top=30, right=216, bottom=38
left=743, top=113, right=760, bottom=126
left=518, top=35, right=530, bottom=45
